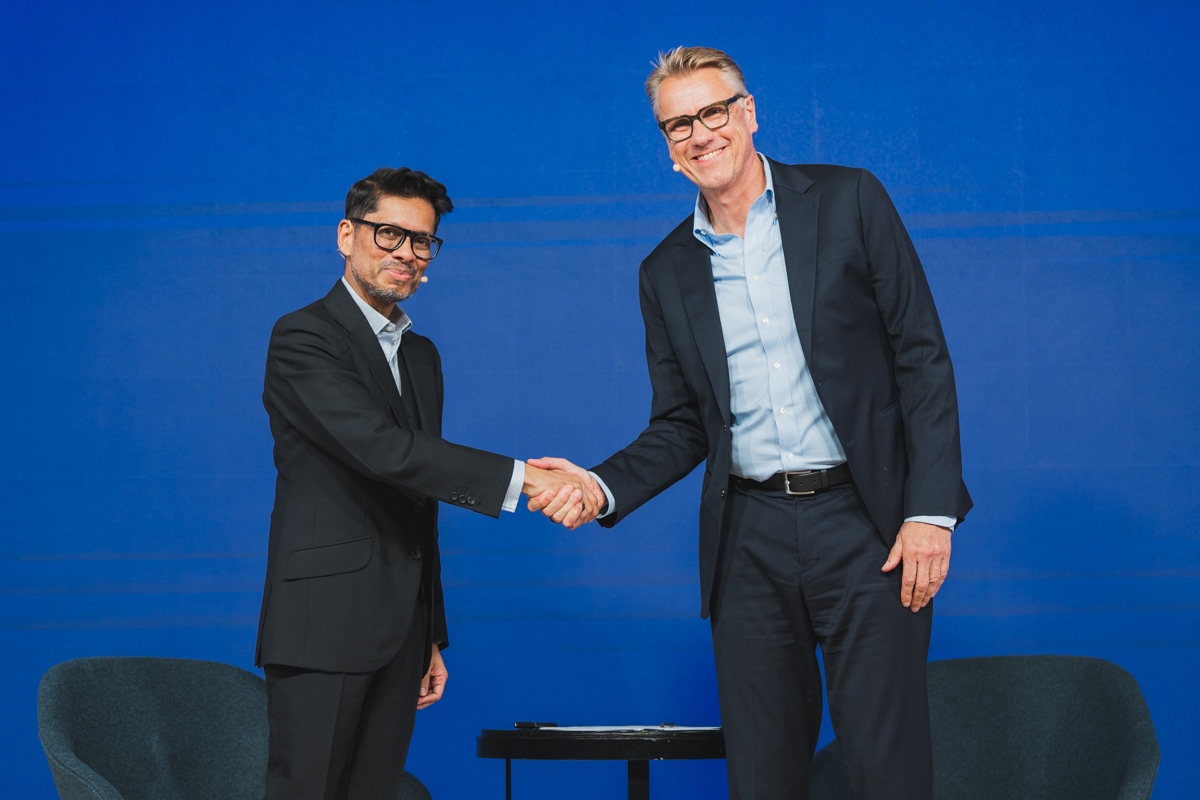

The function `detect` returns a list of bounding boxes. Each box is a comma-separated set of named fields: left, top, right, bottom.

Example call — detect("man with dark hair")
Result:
left=256, top=166, right=601, bottom=800
left=532, top=48, right=972, bottom=799
left=343, top=167, right=455, bottom=231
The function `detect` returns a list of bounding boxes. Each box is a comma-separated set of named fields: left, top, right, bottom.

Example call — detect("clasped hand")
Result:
left=521, top=457, right=605, bottom=530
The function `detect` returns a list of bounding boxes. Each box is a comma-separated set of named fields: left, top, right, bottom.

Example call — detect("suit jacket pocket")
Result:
left=284, top=536, right=372, bottom=580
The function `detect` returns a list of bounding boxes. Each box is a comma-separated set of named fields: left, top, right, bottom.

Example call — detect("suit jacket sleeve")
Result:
left=858, top=169, right=971, bottom=522
left=264, top=314, right=515, bottom=517
left=593, top=260, right=709, bottom=525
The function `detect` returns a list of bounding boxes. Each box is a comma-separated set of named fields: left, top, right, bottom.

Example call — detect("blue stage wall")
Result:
left=2, top=1, right=1198, bottom=797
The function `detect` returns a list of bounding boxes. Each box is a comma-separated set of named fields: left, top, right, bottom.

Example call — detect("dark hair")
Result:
left=344, top=167, right=454, bottom=230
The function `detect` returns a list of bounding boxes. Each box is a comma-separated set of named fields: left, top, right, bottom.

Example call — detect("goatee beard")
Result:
left=362, top=279, right=413, bottom=304
left=352, top=261, right=418, bottom=304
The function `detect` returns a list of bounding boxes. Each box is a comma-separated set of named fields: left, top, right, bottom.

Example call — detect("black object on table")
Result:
left=477, top=724, right=725, bottom=800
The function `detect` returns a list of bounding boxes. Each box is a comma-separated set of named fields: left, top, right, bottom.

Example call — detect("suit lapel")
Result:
left=398, top=337, right=438, bottom=433
left=323, top=281, right=415, bottom=429
left=672, top=238, right=731, bottom=418
left=769, top=159, right=819, bottom=365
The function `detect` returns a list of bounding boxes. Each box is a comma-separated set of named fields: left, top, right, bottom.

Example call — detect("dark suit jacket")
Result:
left=255, top=280, right=514, bottom=673
left=592, top=161, right=973, bottom=619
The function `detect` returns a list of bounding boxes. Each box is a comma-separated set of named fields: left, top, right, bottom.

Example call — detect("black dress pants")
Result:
left=264, top=604, right=428, bottom=800
left=711, top=480, right=934, bottom=800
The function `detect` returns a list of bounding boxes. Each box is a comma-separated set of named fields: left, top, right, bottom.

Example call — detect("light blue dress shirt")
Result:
left=594, top=157, right=954, bottom=531
left=697, top=155, right=845, bottom=479
left=342, top=278, right=524, bottom=513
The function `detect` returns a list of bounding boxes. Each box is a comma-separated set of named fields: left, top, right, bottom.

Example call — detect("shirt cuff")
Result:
left=905, top=515, right=957, bottom=532
left=502, top=460, right=525, bottom=513
left=590, top=471, right=616, bottom=519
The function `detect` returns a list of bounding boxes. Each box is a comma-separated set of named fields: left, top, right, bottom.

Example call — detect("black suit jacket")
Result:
left=592, top=161, right=973, bottom=619
left=255, top=280, right=514, bottom=673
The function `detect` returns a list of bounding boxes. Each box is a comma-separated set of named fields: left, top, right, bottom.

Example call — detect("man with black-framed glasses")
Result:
left=531, top=47, right=972, bottom=799
left=255, top=167, right=603, bottom=800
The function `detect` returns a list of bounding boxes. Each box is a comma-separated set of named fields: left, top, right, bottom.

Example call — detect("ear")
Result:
left=743, top=94, right=759, bottom=134
left=336, top=218, right=355, bottom=258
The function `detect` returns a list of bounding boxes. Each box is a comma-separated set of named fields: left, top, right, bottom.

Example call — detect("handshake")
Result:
left=520, top=457, right=606, bottom=530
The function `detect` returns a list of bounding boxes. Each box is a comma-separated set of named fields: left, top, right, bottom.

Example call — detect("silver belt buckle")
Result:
left=784, top=471, right=816, bottom=496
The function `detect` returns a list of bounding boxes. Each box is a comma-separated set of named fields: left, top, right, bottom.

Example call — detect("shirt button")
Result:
left=780, top=408, right=787, bottom=414
left=774, top=362, right=781, bottom=369
left=411, top=548, right=422, bottom=561
left=763, top=317, right=770, bottom=324
left=788, top=454, right=795, bottom=460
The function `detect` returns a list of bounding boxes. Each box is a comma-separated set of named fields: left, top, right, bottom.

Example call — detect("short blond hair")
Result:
left=645, top=46, right=748, bottom=114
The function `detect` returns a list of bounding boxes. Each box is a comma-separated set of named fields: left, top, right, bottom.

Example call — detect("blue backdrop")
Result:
left=3, top=1, right=1198, bottom=797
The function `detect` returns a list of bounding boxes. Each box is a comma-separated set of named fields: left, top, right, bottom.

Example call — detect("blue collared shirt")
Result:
left=695, top=154, right=846, bottom=479
left=341, top=277, right=413, bottom=395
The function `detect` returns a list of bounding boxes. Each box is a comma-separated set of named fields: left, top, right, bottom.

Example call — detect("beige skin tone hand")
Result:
left=417, top=644, right=446, bottom=710
left=522, top=463, right=597, bottom=529
left=525, top=457, right=606, bottom=530
left=881, top=521, right=953, bottom=611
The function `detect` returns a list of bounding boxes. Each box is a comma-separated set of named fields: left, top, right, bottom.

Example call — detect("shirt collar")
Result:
left=341, top=276, right=413, bottom=336
left=693, top=152, right=775, bottom=245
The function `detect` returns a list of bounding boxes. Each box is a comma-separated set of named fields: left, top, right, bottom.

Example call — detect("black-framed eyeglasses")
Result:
left=350, top=218, right=443, bottom=260
left=657, top=94, right=746, bottom=143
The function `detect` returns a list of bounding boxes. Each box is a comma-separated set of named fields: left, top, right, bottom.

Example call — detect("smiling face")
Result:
left=656, top=67, right=759, bottom=196
left=338, top=194, right=436, bottom=313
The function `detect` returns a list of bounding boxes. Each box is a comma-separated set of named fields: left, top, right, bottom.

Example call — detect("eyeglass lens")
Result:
left=375, top=225, right=438, bottom=258
left=665, top=103, right=732, bottom=141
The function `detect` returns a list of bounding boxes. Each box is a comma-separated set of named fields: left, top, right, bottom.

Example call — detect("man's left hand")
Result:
left=417, top=644, right=447, bottom=709
left=881, top=521, right=952, bottom=612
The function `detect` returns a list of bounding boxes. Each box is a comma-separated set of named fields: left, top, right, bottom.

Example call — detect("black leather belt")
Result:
left=738, top=463, right=853, bottom=496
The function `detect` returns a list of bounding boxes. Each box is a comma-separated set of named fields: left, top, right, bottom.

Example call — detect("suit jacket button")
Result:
left=467, top=497, right=476, bottom=506
left=412, top=548, right=422, bottom=561
left=450, top=492, right=458, bottom=501
left=459, top=496, right=467, bottom=504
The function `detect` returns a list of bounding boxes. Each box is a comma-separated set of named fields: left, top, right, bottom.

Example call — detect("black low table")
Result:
left=477, top=725, right=725, bottom=800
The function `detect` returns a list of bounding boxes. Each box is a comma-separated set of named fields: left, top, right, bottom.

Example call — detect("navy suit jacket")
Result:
left=256, top=280, right=514, bottom=672
left=592, top=161, right=973, bottom=619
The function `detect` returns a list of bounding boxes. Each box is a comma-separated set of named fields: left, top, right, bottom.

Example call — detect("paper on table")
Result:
left=542, top=726, right=720, bottom=732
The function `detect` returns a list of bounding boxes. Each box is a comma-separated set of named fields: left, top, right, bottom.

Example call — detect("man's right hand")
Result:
left=522, top=464, right=591, bottom=528
left=525, top=457, right=606, bottom=530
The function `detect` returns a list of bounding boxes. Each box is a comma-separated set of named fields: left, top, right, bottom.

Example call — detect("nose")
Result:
left=392, top=236, right=419, bottom=262
left=690, top=120, right=716, bottom=148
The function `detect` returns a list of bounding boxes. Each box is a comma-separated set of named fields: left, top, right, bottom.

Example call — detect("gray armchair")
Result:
left=809, top=655, right=1159, bottom=800
left=37, top=656, right=431, bottom=800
